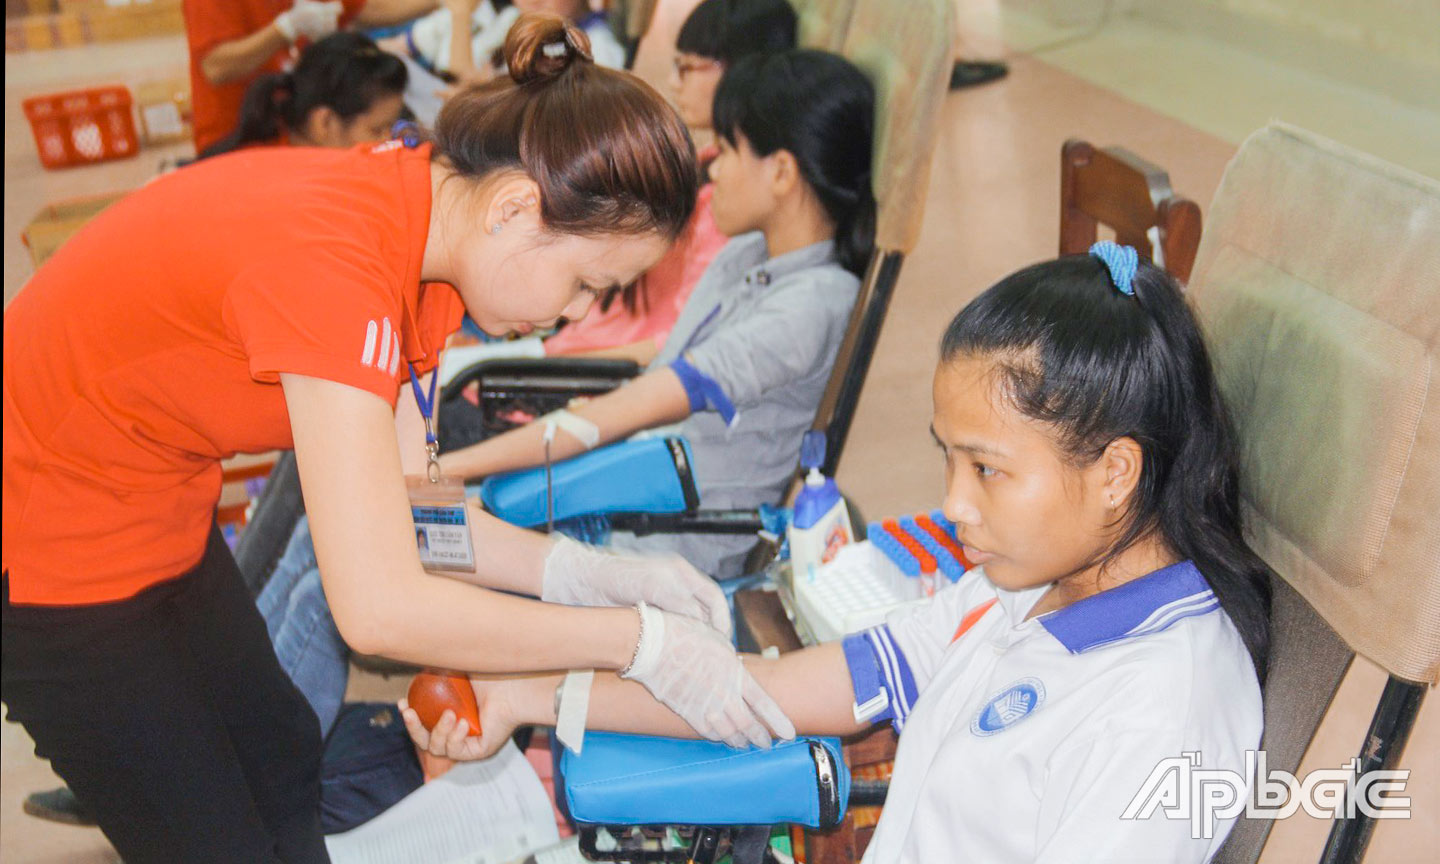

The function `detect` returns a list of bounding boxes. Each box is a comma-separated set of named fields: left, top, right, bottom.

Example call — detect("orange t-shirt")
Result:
left=2, top=142, right=463, bottom=606
left=182, top=0, right=364, bottom=154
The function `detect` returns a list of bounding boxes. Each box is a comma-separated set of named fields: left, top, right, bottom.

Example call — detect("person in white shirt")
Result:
left=407, top=244, right=1272, bottom=863
left=400, top=0, right=622, bottom=81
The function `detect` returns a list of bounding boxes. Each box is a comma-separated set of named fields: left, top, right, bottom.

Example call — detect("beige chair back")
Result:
left=1198, top=121, right=1440, bottom=864
left=609, top=0, right=659, bottom=43
left=789, top=0, right=856, bottom=53
left=839, top=0, right=954, bottom=254
left=1189, top=122, right=1440, bottom=686
left=800, top=0, right=954, bottom=476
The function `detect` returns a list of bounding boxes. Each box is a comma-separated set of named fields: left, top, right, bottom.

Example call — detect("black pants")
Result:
left=2, top=526, right=329, bottom=863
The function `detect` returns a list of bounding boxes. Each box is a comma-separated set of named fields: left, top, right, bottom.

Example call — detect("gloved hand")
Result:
left=622, top=603, right=795, bottom=749
left=542, top=536, right=732, bottom=638
left=273, top=0, right=343, bottom=43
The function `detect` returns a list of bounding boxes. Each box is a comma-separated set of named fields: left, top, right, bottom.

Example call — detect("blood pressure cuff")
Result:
left=478, top=437, right=699, bottom=528
left=557, top=732, right=849, bottom=829
left=670, top=356, right=739, bottom=427
left=843, top=625, right=919, bottom=732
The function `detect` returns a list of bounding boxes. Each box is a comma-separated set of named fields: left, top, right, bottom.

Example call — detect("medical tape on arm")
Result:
left=541, top=409, right=601, bottom=450
left=554, top=669, right=595, bottom=754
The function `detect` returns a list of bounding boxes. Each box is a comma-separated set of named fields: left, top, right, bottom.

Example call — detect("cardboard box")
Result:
left=5, top=10, right=85, bottom=50
left=22, top=190, right=129, bottom=268
left=86, top=0, right=183, bottom=42
left=133, top=75, right=190, bottom=146
left=8, top=0, right=182, bottom=53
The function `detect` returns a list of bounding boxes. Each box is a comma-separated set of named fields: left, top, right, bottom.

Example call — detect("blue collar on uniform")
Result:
left=1037, top=560, right=1219, bottom=654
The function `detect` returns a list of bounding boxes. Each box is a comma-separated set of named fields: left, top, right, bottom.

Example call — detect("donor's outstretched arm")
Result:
left=403, top=642, right=867, bottom=762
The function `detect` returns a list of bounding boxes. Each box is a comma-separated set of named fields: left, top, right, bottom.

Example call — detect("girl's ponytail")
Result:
left=202, top=73, right=291, bottom=159
left=833, top=169, right=876, bottom=277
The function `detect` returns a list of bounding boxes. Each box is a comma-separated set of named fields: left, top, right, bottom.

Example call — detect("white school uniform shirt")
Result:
left=408, top=6, right=624, bottom=74
left=846, top=561, right=1262, bottom=863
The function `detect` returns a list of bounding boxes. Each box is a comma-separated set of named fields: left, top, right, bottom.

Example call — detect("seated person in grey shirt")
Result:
left=441, top=50, right=876, bottom=578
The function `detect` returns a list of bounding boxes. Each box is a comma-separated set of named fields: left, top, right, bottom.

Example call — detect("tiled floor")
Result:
left=3, top=5, right=1436, bottom=862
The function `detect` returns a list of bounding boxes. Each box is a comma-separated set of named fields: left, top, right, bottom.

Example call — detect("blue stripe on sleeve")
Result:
left=843, top=632, right=888, bottom=722
left=669, top=355, right=738, bottom=426
left=842, top=625, right=919, bottom=732
left=867, top=625, right=920, bottom=731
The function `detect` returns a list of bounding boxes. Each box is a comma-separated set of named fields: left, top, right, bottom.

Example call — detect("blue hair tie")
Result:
left=390, top=119, right=420, bottom=149
left=1089, top=241, right=1138, bottom=297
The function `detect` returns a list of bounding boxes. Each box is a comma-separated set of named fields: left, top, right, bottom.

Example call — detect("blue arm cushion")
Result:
left=557, top=732, right=850, bottom=829
left=479, top=437, right=697, bottom=529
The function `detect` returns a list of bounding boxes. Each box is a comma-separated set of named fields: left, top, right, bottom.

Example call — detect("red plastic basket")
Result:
left=22, top=85, right=139, bottom=170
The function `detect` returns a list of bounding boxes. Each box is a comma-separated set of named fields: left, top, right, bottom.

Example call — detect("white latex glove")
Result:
left=542, top=536, right=732, bottom=638
left=273, top=0, right=343, bottom=43
left=622, top=603, right=795, bottom=749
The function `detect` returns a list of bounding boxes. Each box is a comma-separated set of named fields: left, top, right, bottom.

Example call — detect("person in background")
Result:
left=183, top=0, right=437, bottom=154
left=393, top=0, right=518, bottom=81
left=202, top=31, right=408, bottom=158
left=539, top=0, right=796, bottom=362
left=398, top=0, right=621, bottom=87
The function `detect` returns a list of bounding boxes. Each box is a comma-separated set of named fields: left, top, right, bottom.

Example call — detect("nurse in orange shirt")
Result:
left=2, top=16, right=791, bottom=863
left=183, top=0, right=436, bottom=154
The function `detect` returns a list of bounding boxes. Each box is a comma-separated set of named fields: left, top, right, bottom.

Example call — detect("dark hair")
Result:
left=940, top=256, right=1272, bottom=679
left=713, top=50, right=875, bottom=276
left=434, top=13, right=697, bottom=242
left=676, top=0, right=797, bottom=65
left=201, top=32, right=406, bottom=159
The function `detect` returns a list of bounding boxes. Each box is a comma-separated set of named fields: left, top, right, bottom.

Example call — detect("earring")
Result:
left=490, top=224, right=502, bottom=234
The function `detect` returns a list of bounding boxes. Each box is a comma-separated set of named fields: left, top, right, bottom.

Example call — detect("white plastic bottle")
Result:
left=788, top=432, right=855, bottom=583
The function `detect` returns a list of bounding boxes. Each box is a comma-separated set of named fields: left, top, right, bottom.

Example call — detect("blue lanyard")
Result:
left=407, top=364, right=439, bottom=444
left=408, top=364, right=442, bottom=481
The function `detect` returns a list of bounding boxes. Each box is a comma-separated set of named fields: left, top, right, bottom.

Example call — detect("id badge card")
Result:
left=406, top=474, right=476, bottom=573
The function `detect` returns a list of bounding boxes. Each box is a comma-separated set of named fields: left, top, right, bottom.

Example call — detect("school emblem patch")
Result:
left=970, top=677, right=1046, bottom=736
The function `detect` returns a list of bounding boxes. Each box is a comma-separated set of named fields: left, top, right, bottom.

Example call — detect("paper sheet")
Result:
left=325, top=742, right=561, bottom=864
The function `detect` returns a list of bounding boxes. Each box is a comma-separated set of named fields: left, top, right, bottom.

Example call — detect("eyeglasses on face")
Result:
left=672, top=55, right=722, bottom=78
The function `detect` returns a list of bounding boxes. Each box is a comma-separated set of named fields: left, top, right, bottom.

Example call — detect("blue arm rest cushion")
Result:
left=557, top=732, right=849, bottom=829
left=479, top=437, right=696, bottom=529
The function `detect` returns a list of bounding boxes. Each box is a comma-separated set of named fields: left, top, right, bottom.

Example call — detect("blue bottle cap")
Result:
left=800, top=431, right=827, bottom=471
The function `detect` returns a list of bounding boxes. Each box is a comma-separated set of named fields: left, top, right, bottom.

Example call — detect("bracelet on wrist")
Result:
left=619, top=602, right=646, bottom=677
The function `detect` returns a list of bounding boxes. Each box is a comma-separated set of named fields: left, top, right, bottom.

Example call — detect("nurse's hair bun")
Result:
left=506, top=12, right=594, bottom=85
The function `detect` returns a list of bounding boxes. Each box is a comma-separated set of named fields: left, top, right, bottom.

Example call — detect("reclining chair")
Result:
left=1190, top=123, right=1439, bottom=864
left=447, top=0, right=953, bottom=565
left=541, top=1, right=955, bottom=862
